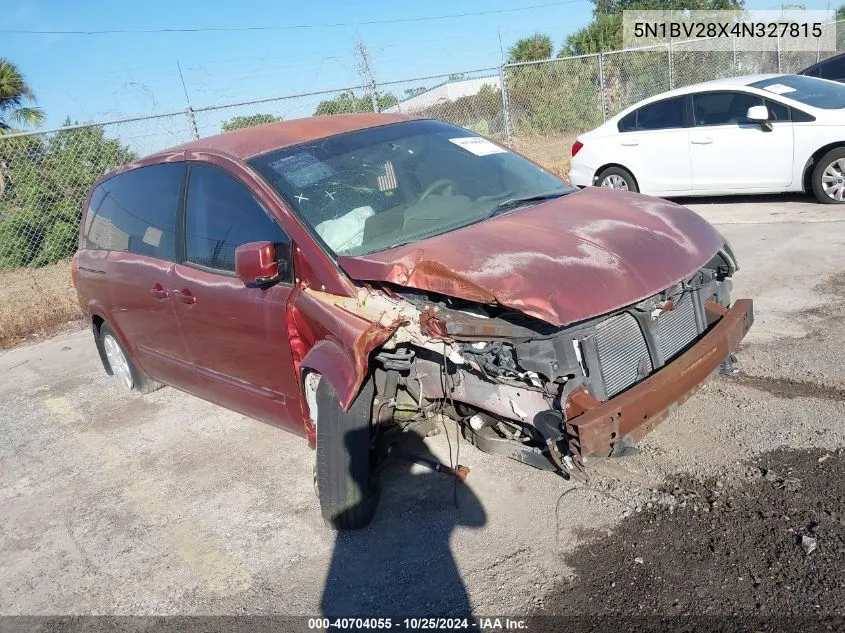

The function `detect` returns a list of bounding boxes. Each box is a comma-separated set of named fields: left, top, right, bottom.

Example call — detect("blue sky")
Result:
left=5, top=0, right=837, bottom=131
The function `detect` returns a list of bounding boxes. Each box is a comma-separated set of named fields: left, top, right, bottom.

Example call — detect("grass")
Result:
left=0, top=133, right=581, bottom=349
left=0, top=260, right=83, bottom=349
left=512, top=133, right=579, bottom=180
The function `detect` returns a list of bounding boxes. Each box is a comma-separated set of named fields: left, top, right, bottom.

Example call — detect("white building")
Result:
left=384, top=75, right=501, bottom=114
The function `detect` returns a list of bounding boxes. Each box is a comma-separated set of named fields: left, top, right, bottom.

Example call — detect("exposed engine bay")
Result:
left=302, top=244, right=745, bottom=477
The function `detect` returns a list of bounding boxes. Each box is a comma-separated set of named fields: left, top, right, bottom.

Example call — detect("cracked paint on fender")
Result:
left=338, top=187, right=723, bottom=327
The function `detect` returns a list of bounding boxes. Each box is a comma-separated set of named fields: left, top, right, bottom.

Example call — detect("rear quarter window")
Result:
left=83, top=163, right=185, bottom=260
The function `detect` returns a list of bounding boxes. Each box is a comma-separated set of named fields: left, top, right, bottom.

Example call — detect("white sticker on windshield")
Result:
left=142, top=226, right=162, bottom=247
left=761, top=83, right=796, bottom=95
left=449, top=137, right=508, bottom=156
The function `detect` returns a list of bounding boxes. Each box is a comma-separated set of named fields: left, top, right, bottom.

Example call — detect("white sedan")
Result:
left=568, top=74, right=845, bottom=203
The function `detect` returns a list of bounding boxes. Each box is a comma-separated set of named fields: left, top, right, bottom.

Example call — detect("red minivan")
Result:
left=74, top=114, right=752, bottom=529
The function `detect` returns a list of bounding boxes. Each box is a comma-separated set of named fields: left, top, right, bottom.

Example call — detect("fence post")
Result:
left=598, top=53, right=607, bottom=122
left=370, top=81, right=379, bottom=113
left=776, top=31, right=782, bottom=73
left=499, top=64, right=514, bottom=147
left=185, top=107, right=199, bottom=139
left=668, top=42, right=674, bottom=90
left=732, top=36, right=738, bottom=75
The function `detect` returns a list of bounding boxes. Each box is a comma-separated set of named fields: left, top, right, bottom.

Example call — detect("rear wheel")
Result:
left=812, top=147, right=845, bottom=203
left=596, top=166, right=638, bottom=192
left=98, top=323, right=163, bottom=394
left=315, top=376, right=378, bottom=530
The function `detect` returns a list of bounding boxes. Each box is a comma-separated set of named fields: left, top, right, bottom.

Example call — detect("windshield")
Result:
left=749, top=74, right=845, bottom=109
left=247, top=119, right=569, bottom=256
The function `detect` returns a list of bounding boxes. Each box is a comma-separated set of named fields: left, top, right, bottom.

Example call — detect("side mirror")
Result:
left=746, top=105, right=769, bottom=122
left=235, top=241, right=285, bottom=285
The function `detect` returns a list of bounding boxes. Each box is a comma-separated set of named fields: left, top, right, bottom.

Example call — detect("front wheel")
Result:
left=595, top=166, right=638, bottom=192
left=315, top=376, right=378, bottom=530
left=99, top=323, right=163, bottom=394
left=812, top=147, right=845, bottom=203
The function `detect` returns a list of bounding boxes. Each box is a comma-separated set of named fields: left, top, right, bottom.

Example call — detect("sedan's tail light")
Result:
left=571, top=140, right=583, bottom=157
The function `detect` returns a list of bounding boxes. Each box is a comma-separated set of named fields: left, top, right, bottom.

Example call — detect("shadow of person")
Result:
left=320, top=427, right=486, bottom=621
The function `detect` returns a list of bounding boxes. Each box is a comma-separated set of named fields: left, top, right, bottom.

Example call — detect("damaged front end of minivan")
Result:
left=292, top=242, right=753, bottom=477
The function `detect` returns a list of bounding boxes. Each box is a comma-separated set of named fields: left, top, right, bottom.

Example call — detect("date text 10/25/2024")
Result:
left=307, top=618, right=528, bottom=630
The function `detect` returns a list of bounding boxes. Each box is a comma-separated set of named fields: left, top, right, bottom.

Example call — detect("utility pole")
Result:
left=354, top=37, right=379, bottom=113
left=176, top=60, right=191, bottom=106
left=177, top=61, right=199, bottom=139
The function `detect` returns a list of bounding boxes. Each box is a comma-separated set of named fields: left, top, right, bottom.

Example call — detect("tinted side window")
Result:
left=184, top=164, right=291, bottom=275
left=765, top=99, right=790, bottom=121
left=618, top=110, right=637, bottom=132
left=791, top=107, right=816, bottom=122
left=635, top=96, right=685, bottom=131
left=692, top=91, right=762, bottom=126
left=821, top=55, right=845, bottom=81
left=84, top=163, right=183, bottom=260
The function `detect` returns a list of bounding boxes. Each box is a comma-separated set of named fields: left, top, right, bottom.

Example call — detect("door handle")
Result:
left=150, top=284, right=169, bottom=300
left=690, top=137, right=713, bottom=144
left=620, top=140, right=639, bottom=146
left=176, top=288, right=196, bottom=305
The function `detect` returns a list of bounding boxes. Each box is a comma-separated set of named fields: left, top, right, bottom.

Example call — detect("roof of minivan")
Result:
left=160, top=112, right=416, bottom=161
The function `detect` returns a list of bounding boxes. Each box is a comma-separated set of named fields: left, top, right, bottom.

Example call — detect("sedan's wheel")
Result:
left=595, top=166, right=638, bottom=193
left=98, top=323, right=163, bottom=394
left=812, top=148, right=845, bottom=204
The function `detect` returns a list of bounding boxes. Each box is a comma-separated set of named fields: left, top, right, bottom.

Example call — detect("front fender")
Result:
left=299, top=339, right=359, bottom=412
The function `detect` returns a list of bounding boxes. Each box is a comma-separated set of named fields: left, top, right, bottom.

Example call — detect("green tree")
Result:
left=507, top=33, right=554, bottom=63
left=404, top=87, right=428, bottom=98
left=313, top=90, right=398, bottom=115
left=220, top=113, right=281, bottom=132
left=0, top=59, right=44, bottom=133
left=837, top=4, right=845, bottom=20
left=561, top=0, right=745, bottom=56
left=0, top=119, right=136, bottom=267
left=593, top=0, right=742, bottom=15
left=560, top=14, right=623, bottom=56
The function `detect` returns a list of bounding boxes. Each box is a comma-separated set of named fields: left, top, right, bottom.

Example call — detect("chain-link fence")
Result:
left=503, top=19, right=845, bottom=173
left=2, top=20, right=845, bottom=275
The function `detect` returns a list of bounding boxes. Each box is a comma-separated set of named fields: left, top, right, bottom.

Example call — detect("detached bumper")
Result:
left=565, top=299, right=754, bottom=459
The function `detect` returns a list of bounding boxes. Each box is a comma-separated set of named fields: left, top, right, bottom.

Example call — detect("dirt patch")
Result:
left=732, top=373, right=845, bottom=401
left=539, top=448, right=845, bottom=628
left=512, top=134, right=578, bottom=179
left=0, top=260, right=82, bottom=349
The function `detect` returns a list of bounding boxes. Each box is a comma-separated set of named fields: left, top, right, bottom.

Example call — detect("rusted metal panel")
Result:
left=339, top=188, right=724, bottom=327
left=566, top=299, right=754, bottom=458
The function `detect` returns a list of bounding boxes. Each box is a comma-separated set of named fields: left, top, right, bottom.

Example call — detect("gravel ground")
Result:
left=1, top=194, right=844, bottom=627
left=538, top=448, right=845, bottom=631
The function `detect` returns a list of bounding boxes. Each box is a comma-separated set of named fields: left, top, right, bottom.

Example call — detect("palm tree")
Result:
left=507, top=33, right=554, bottom=64
left=0, top=59, right=44, bottom=133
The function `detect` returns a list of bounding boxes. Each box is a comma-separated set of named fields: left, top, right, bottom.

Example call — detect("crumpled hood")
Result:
left=337, top=187, right=723, bottom=327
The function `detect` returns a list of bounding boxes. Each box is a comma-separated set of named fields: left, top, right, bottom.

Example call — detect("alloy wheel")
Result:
left=822, top=159, right=845, bottom=201
left=600, top=174, right=629, bottom=190
left=103, top=334, right=134, bottom=391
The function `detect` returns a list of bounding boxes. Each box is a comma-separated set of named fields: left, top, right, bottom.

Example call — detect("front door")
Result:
left=171, top=162, right=300, bottom=431
left=689, top=91, right=794, bottom=191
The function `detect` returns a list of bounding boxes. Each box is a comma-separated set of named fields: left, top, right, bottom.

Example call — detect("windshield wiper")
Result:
left=487, top=190, right=571, bottom=218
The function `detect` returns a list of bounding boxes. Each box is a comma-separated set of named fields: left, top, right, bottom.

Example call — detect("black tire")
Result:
left=595, top=166, right=638, bottom=193
left=315, top=376, right=378, bottom=530
left=98, top=323, right=163, bottom=395
left=812, top=147, right=845, bottom=204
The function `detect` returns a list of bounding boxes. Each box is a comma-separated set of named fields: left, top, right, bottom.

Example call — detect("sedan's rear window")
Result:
left=749, top=75, right=845, bottom=109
